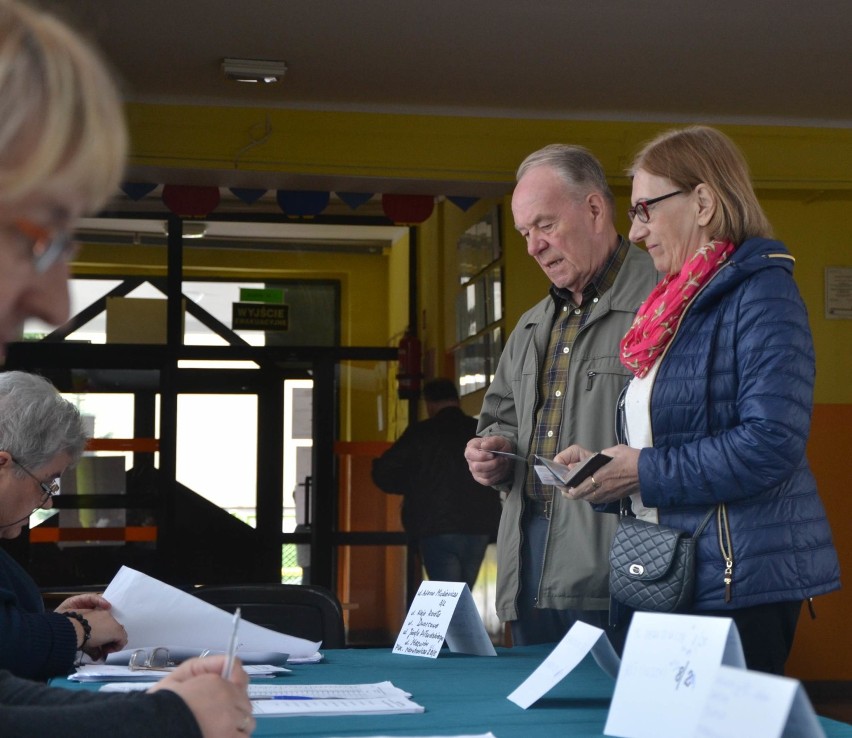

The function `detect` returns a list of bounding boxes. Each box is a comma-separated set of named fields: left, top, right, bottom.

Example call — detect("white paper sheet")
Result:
left=251, top=696, right=425, bottom=716
left=97, top=667, right=294, bottom=692
left=248, top=682, right=411, bottom=700
left=507, top=621, right=619, bottom=709
left=101, top=566, right=320, bottom=659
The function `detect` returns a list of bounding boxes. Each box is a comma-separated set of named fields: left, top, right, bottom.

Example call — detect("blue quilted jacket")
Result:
left=637, top=237, right=841, bottom=610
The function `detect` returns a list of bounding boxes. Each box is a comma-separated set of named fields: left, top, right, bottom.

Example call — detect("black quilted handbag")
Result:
left=609, top=506, right=717, bottom=613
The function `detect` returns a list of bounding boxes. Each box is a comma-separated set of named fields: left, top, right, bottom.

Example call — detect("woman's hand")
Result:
left=77, top=608, right=129, bottom=659
left=150, top=656, right=255, bottom=737
left=465, top=435, right=514, bottom=486
left=55, top=592, right=111, bottom=613
left=56, top=595, right=128, bottom=659
left=556, top=443, right=641, bottom=505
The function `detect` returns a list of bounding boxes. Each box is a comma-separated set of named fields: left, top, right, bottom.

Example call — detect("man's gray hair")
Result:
left=0, top=371, right=87, bottom=471
left=516, top=143, right=615, bottom=209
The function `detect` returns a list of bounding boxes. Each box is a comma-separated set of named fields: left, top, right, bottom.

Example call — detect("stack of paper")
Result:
left=75, top=663, right=290, bottom=683
left=106, top=646, right=291, bottom=667
left=252, top=697, right=424, bottom=717
left=100, top=567, right=322, bottom=661
left=249, top=682, right=424, bottom=717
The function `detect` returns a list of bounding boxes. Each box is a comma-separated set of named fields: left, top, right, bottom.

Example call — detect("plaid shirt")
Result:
left=526, top=237, right=629, bottom=502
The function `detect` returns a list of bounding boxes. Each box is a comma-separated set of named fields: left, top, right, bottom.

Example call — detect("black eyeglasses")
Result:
left=12, top=457, right=60, bottom=509
left=627, top=190, right=683, bottom=223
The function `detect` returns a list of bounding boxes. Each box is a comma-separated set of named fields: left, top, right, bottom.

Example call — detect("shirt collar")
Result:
left=549, top=236, right=628, bottom=307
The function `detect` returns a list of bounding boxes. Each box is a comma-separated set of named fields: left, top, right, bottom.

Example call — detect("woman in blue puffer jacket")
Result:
left=556, top=125, right=840, bottom=675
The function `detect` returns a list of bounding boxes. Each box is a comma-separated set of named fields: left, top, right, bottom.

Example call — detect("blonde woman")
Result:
left=558, top=126, right=840, bottom=675
left=0, top=2, right=254, bottom=735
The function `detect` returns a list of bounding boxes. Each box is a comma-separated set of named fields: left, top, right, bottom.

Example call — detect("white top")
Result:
left=623, top=362, right=660, bottom=523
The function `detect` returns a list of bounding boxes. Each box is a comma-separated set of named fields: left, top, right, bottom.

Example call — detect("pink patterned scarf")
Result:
left=620, top=240, right=735, bottom=378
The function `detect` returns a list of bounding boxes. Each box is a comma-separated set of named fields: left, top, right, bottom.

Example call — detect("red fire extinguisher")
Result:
left=397, top=329, right=422, bottom=400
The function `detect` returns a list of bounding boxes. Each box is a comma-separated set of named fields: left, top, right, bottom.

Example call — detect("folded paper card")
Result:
left=393, top=581, right=496, bottom=658
left=507, top=621, right=620, bottom=709
left=605, top=612, right=745, bottom=738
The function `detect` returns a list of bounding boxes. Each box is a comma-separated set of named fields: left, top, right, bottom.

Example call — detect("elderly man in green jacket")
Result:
left=465, top=144, right=659, bottom=648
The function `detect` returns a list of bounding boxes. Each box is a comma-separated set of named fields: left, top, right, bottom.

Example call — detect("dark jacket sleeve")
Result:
left=371, top=425, right=421, bottom=494
left=0, top=550, right=78, bottom=679
left=0, top=670, right=203, bottom=738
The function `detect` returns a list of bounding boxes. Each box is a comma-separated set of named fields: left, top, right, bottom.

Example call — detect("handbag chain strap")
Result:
left=617, top=500, right=732, bottom=602
left=716, top=504, right=734, bottom=603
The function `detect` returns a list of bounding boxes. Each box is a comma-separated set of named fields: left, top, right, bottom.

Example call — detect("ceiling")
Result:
left=50, top=0, right=850, bottom=126
left=43, top=0, right=852, bottom=243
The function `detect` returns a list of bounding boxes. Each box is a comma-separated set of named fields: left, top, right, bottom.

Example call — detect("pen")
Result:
left=268, top=696, right=316, bottom=701
left=221, top=607, right=241, bottom=679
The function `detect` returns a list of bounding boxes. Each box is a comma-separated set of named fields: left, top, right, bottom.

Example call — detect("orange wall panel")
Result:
left=787, top=403, right=852, bottom=680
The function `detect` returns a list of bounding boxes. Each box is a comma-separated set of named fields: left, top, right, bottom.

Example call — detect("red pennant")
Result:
left=162, top=185, right=221, bottom=217
left=381, top=194, right=434, bottom=225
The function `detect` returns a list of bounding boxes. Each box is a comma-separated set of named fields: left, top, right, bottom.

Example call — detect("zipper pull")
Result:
left=586, top=371, right=597, bottom=390
left=723, top=559, right=733, bottom=603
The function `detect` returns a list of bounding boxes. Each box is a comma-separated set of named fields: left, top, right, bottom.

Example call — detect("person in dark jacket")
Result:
left=557, top=125, right=841, bottom=675
left=1, top=655, right=253, bottom=738
left=0, top=1, right=254, bottom=735
left=0, top=372, right=130, bottom=679
left=372, top=379, right=501, bottom=588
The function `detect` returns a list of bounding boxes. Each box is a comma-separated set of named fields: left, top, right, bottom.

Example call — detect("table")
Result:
left=58, top=645, right=852, bottom=737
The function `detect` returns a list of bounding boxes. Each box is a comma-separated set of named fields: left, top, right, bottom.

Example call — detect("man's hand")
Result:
left=465, top=435, right=515, bottom=486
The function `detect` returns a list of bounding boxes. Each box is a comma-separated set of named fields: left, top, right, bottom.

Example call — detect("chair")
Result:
left=191, top=583, right=346, bottom=648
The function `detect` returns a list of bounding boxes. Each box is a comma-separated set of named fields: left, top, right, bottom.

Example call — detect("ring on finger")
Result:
left=238, top=715, right=251, bottom=733
left=589, top=475, right=601, bottom=491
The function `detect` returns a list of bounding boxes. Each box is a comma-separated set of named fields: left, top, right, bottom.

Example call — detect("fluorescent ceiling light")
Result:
left=162, top=221, right=207, bottom=239
left=222, top=58, right=287, bottom=84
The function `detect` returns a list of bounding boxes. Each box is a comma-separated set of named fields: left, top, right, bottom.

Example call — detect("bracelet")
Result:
left=63, top=611, right=91, bottom=650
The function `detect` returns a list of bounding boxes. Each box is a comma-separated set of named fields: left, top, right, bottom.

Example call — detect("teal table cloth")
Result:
left=56, top=645, right=852, bottom=737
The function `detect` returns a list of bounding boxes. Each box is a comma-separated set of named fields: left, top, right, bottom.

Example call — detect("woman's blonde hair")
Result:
left=629, top=126, right=772, bottom=245
left=0, top=0, right=127, bottom=212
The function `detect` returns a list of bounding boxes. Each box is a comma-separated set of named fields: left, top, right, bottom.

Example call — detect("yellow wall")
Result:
left=126, top=105, right=851, bottom=195
left=119, top=104, right=851, bottom=676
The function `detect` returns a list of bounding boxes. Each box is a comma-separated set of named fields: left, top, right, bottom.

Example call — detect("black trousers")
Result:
left=700, top=599, right=802, bottom=675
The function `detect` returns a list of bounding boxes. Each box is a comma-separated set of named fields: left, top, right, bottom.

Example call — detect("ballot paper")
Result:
left=248, top=682, right=412, bottom=700
left=98, top=664, right=293, bottom=688
left=251, top=696, right=425, bottom=717
left=101, top=566, right=320, bottom=660
left=74, top=663, right=290, bottom=683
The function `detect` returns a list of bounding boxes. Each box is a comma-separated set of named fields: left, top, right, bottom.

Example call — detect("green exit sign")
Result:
left=239, top=287, right=284, bottom=303
left=232, top=303, right=289, bottom=331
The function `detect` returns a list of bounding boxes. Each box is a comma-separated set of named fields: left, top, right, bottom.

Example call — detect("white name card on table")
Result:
left=393, top=581, right=497, bottom=658
left=695, top=665, right=827, bottom=738
left=507, top=621, right=620, bottom=709
left=605, top=612, right=745, bottom=738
